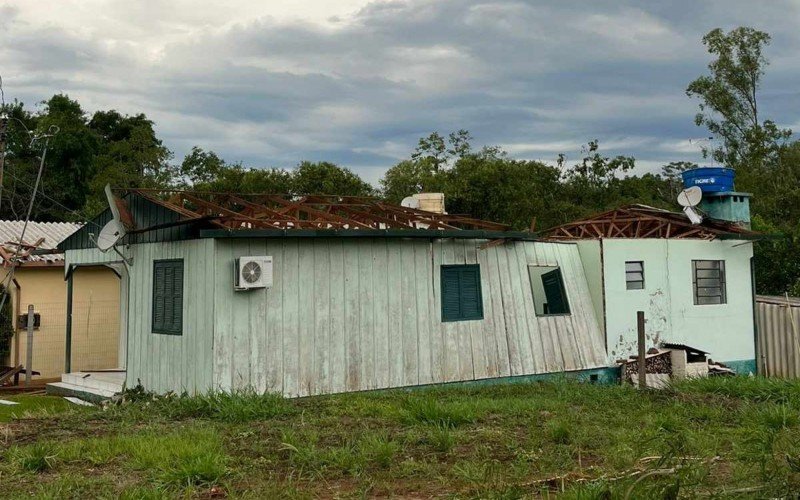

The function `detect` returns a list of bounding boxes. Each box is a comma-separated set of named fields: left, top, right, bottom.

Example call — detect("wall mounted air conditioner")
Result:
left=234, top=256, right=273, bottom=291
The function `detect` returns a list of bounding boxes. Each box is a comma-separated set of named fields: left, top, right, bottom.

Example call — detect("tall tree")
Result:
left=686, top=27, right=792, bottom=170
left=291, top=161, right=374, bottom=196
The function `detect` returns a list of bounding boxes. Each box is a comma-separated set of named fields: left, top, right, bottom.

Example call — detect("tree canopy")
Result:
left=0, top=26, right=796, bottom=294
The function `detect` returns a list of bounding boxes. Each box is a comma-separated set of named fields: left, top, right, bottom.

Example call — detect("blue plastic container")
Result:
left=681, top=167, right=735, bottom=193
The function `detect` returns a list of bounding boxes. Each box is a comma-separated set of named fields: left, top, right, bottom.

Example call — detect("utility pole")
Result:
left=0, top=111, right=7, bottom=213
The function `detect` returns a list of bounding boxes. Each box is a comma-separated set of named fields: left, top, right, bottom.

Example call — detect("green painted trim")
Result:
left=404, top=366, right=622, bottom=391
left=200, top=228, right=540, bottom=241
left=722, top=358, right=756, bottom=375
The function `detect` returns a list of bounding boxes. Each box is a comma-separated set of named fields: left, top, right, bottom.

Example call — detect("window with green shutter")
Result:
left=152, top=259, right=184, bottom=335
left=441, top=265, right=484, bottom=322
left=528, top=265, right=571, bottom=316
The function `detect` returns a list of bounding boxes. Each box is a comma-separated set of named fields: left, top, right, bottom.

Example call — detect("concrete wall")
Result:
left=211, top=238, right=607, bottom=397
left=602, top=239, right=755, bottom=366
left=4, top=265, right=120, bottom=378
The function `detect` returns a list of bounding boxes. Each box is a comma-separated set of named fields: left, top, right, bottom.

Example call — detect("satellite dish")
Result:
left=683, top=206, right=703, bottom=225
left=677, top=186, right=702, bottom=207
left=95, top=184, right=128, bottom=252
left=97, top=219, right=126, bottom=252
left=400, top=196, right=420, bottom=209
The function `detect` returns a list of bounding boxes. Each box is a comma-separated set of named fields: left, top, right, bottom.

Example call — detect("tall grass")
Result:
left=106, top=388, right=293, bottom=423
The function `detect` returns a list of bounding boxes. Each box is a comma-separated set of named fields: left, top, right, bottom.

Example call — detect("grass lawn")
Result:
left=0, top=394, right=82, bottom=423
left=1, top=377, right=799, bottom=498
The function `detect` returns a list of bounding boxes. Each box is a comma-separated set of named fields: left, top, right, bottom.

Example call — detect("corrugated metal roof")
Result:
left=0, top=220, right=81, bottom=265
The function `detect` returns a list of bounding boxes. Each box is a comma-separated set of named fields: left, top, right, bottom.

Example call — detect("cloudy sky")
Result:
left=1, top=1, right=798, bottom=184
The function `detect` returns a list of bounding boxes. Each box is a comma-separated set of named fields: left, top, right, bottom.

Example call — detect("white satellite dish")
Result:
left=677, top=186, right=704, bottom=225
left=677, top=186, right=702, bottom=208
left=400, top=196, right=420, bottom=209
left=96, top=184, right=128, bottom=252
left=97, top=219, right=126, bottom=252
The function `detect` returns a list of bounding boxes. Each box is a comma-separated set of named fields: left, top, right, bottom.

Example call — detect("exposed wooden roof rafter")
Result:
left=540, top=204, right=757, bottom=241
left=126, top=189, right=514, bottom=233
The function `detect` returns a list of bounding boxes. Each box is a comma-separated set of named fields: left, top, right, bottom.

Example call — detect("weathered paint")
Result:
left=66, top=237, right=606, bottom=396
left=756, top=295, right=800, bottom=378
left=66, top=240, right=216, bottom=393
left=210, top=238, right=606, bottom=397
left=575, top=240, right=604, bottom=336
left=401, top=365, right=621, bottom=391
left=600, top=238, right=755, bottom=365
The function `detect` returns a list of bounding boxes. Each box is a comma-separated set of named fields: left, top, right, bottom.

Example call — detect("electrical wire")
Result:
left=0, top=127, right=59, bottom=318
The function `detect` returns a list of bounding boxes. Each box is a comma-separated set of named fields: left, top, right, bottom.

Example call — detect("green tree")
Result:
left=380, top=159, right=446, bottom=203
left=83, top=110, right=173, bottom=215
left=291, top=161, right=374, bottom=196
left=34, top=95, right=100, bottom=220
left=686, top=27, right=792, bottom=170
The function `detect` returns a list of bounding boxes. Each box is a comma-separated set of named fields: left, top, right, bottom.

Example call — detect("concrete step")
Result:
left=46, top=382, right=118, bottom=403
left=61, top=372, right=125, bottom=394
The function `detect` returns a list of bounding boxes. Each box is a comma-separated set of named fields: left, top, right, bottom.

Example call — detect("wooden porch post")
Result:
left=65, top=265, right=74, bottom=374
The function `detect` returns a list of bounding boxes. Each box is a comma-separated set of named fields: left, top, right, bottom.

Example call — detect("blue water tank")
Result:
left=681, top=167, right=735, bottom=193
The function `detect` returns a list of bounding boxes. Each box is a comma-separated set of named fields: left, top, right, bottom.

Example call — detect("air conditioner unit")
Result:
left=234, top=256, right=273, bottom=291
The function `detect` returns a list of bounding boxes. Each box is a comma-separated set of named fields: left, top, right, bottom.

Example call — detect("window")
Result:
left=441, top=265, right=483, bottom=322
left=625, top=261, right=645, bottom=290
left=528, top=266, right=571, bottom=316
left=152, top=259, right=184, bottom=334
left=692, top=260, right=726, bottom=305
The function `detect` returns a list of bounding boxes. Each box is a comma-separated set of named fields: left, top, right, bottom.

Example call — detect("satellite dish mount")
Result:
left=96, top=185, right=132, bottom=265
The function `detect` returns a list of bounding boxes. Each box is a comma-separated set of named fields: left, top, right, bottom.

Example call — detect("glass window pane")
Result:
left=625, top=262, right=643, bottom=273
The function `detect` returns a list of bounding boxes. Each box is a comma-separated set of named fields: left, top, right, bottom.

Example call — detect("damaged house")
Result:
left=52, top=190, right=611, bottom=397
left=542, top=168, right=760, bottom=375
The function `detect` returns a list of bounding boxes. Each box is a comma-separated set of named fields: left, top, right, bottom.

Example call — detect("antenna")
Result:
left=96, top=184, right=127, bottom=252
left=677, top=186, right=704, bottom=225
left=400, top=196, right=420, bottom=209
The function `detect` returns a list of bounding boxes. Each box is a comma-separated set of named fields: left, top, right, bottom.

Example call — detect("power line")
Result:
left=0, top=126, right=59, bottom=317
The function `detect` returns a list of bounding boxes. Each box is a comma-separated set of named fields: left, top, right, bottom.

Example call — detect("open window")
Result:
left=528, top=266, right=570, bottom=316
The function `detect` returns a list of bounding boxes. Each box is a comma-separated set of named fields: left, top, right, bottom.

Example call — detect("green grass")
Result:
left=2, top=377, right=800, bottom=497
left=0, top=394, right=80, bottom=422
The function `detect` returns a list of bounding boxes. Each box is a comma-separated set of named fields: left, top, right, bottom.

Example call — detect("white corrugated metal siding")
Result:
left=756, top=295, right=800, bottom=378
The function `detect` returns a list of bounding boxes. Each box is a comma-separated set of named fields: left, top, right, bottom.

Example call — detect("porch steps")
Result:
left=46, top=371, right=125, bottom=402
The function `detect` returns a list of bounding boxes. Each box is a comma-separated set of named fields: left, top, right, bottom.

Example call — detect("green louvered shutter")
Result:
left=441, top=265, right=483, bottom=322
left=541, top=268, right=570, bottom=315
left=152, top=259, right=184, bottom=335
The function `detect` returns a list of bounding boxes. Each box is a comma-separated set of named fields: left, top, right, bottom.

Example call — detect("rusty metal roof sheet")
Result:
left=0, top=220, right=81, bottom=265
